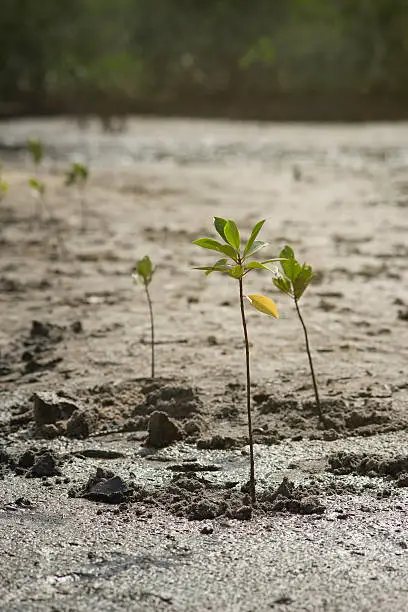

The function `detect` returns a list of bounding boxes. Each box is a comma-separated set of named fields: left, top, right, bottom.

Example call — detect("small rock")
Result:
left=232, top=505, right=252, bottom=521
left=71, top=321, right=83, bottom=333
left=29, top=452, right=61, bottom=478
left=83, top=475, right=131, bottom=504
left=184, top=420, right=202, bottom=436
left=18, top=450, right=36, bottom=469
left=33, top=392, right=78, bottom=426
left=396, top=473, right=408, bottom=487
left=200, top=524, right=214, bottom=534
left=145, top=411, right=181, bottom=448
left=196, top=435, right=238, bottom=450
left=66, top=411, right=94, bottom=438
left=41, top=424, right=60, bottom=439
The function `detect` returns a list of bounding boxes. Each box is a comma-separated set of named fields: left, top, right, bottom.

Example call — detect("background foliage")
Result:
left=1, top=0, right=408, bottom=119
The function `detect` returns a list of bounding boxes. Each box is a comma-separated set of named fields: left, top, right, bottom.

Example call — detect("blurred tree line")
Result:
left=1, top=0, right=408, bottom=119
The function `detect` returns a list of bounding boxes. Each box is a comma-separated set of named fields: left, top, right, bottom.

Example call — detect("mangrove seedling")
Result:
left=28, top=177, right=48, bottom=221
left=28, top=178, right=67, bottom=256
left=193, top=218, right=280, bottom=504
left=27, top=138, right=46, bottom=221
left=273, top=245, right=322, bottom=421
left=132, top=256, right=156, bottom=379
left=65, top=162, right=90, bottom=232
left=27, top=138, right=43, bottom=168
left=0, top=166, right=8, bottom=203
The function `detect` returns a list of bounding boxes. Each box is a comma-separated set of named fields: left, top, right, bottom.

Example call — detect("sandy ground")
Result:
left=0, top=117, right=408, bottom=611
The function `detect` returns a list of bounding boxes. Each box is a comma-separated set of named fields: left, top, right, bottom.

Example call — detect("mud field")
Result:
left=1, top=117, right=408, bottom=611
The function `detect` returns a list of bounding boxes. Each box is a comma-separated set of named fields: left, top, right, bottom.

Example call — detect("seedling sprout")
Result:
left=65, top=162, right=90, bottom=232
left=132, top=256, right=156, bottom=379
left=27, top=138, right=47, bottom=221
left=194, top=218, right=281, bottom=504
left=273, top=245, right=322, bottom=421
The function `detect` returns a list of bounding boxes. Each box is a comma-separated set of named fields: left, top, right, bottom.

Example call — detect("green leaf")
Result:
left=28, top=178, right=45, bottom=195
left=246, top=261, right=269, bottom=270
left=0, top=180, right=8, bottom=195
left=281, top=245, right=295, bottom=260
left=292, top=264, right=315, bottom=299
left=280, top=245, right=301, bottom=281
left=193, top=238, right=237, bottom=260
left=247, top=294, right=279, bottom=318
left=228, top=264, right=245, bottom=279
left=243, top=219, right=265, bottom=257
left=194, top=265, right=231, bottom=275
left=224, top=220, right=240, bottom=251
left=213, top=258, right=228, bottom=267
left=244, top=240, right=267, bottom=259
left=133, top=255, right=155, bottom=285
left=273, top=276, right=292, bottom=296
left=27, top=138, right=43, bottom=165
left=213, top=217, right=228, bottom=242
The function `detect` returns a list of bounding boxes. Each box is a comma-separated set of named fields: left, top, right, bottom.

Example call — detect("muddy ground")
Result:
left=0, top=117, right=408, bottom=611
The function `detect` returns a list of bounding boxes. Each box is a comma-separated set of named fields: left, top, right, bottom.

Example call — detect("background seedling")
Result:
left=28, top=177, right=48, bottom=221
left=28, top=177, right=67, bottom=257
left=65, top=162, right=90, bottom=232
left=194, top=218, right=280, bottom=504
left=132, top=256, right=156, bottom=379
left=0, top=165, right=8, bottom=203
left=27, top=138, right=46, bottom=221
left=273, top=245, right=322, bottom=421
left=27, top=138, right=43, bottom=169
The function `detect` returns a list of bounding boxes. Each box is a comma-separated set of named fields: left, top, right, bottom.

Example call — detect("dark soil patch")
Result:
left=0, top=320, right=76, bottom=382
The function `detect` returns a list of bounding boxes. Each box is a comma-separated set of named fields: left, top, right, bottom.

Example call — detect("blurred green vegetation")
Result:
left=1, top=0, right=408, bottom=119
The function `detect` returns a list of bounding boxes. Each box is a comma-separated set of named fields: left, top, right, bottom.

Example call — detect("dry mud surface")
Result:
left=0, top=117, right=408, bottom=611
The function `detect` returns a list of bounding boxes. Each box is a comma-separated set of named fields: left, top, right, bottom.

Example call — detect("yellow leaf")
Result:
left=247, top=294, right=278, bottom=318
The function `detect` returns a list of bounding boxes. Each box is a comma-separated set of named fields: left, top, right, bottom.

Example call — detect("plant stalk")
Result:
left=238, top=275, right=256, bottom=504
left=80, top=185, right=86, bottom=232
left=294, top=296, right=322, bottom=421
left=145, top=283, right=155, bottom=379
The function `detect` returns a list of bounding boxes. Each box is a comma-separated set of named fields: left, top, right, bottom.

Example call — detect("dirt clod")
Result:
left=328, top=451, right=408, bottom=479
left=144, top=383, right=203, bottom=418
left=196, top=435, right=241, bottom=450
left=33, top=392, right=79, bottom=426
left=70, top=468, right=133, bottom=504
left=65, top=411, right=95, bottom=438
left=145, top=411, right=182, bottom=448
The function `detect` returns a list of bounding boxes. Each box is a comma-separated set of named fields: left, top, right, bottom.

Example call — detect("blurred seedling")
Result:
left=28, top=176, right=67, bottom=257
left=27, top=138, right=47, bottom=221
left=27, top=138, right=43, bottom=169
left=0, top=165, right=8, bottom=203
left=132, top=256, right=156, bottom=379
left=194, top=218, right=281, bottom=505
left=273, top=245, right=322, bottom=421
left=65, top=162, right=90, bottom=232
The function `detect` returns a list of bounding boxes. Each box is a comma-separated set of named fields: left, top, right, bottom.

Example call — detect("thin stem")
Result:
left=80, top=184, right=86, bottom=232
left=145, top=284, right=155, bottom=379
left=238, top=275, right=256, bottom=504
left=294, top=296, right=322, bottom=421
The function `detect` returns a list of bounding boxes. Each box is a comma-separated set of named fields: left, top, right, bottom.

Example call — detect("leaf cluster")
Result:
left=193, top=217, right=280, bottom=279
left=273, top=245, right=315, bottom=300
left=65, top=162, right=89, bottom=187
left=193, top=217, right=280, bottom=318
left=133, top=255, right=155, bottom=287
left=27, top=139, right=43, bottom=166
